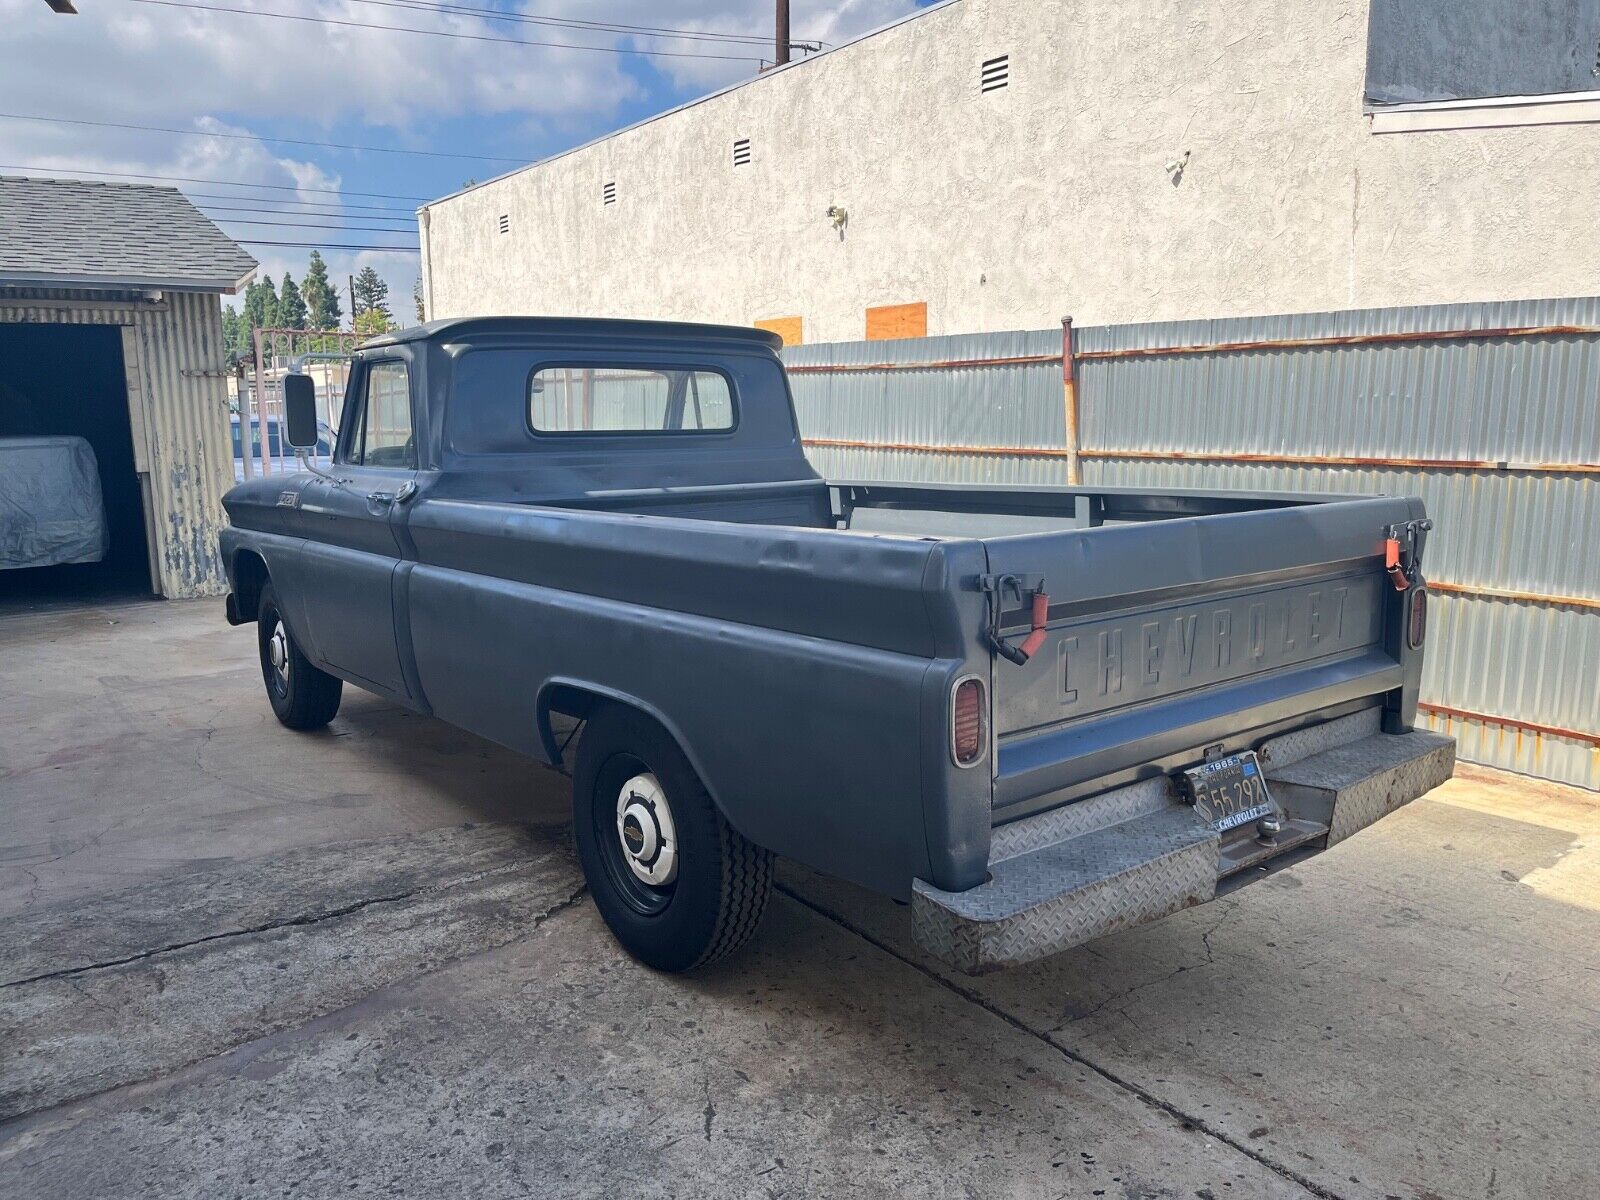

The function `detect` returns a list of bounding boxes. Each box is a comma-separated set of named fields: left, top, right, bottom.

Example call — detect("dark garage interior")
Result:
left=0, top=322, right=153, bottom=606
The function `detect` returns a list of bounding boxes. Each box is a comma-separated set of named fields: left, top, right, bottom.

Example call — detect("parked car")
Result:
left=231, top=414, right=333, bottom=460
left=219, top=318, right=1454, bottom=973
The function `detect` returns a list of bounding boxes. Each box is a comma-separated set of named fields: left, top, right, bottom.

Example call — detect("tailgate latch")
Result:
left=976, top=573, right=1051, bottom=665
left=1383, top=518, right=1433, bottom=592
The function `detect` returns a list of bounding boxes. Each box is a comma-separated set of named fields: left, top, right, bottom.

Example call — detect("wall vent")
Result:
left=981, top=54, right=1009, bottom=93
left=497, top=213, right=510, bottom=234
left=602, top=181, right=617, bottom=205
left=732, top=137, right=752, bottom=166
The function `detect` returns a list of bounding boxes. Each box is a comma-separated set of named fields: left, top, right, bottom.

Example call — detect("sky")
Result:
left=2, top=0, right=928, bottom=323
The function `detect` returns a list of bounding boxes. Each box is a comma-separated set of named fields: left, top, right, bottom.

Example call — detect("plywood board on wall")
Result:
left=754, top=316, right=803, bottom=346
left=865, top=302, right=927, bottom=341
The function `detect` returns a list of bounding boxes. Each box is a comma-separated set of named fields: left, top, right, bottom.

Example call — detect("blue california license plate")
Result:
left=1180, top=751, right=1277, bottom=834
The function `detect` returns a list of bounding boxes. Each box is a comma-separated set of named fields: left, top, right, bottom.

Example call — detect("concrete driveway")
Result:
left=2, top=598, right=1596, bottom=1199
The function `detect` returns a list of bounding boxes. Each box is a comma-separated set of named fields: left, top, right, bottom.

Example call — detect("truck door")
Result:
left=295, top=356, right=416, bottom=699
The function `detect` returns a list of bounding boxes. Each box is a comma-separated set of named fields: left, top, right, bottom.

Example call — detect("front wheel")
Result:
left=257, top=583, right=342, bottom=730
left=573, top=705, right=772, bottom=971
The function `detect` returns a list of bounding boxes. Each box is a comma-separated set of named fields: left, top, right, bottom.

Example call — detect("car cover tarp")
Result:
left=0, top=436, right=110, bottom=569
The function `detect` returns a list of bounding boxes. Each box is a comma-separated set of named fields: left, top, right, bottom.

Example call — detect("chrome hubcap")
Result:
left=267, top=623, right=290, bottom=688
left=616, top=773, right=677, bottom=887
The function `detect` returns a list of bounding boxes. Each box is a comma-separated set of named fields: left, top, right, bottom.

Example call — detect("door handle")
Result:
left=367, top=480, right=418, bottom=506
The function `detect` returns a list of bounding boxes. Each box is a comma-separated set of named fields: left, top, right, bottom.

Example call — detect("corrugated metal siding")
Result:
left=783, top=297, right=1600, bottom=790
left=0, top=288, right=234, bottom=598
left=1074, top=297, right=1600, bottom=465
left=787, top=330, right=1064, bottom=456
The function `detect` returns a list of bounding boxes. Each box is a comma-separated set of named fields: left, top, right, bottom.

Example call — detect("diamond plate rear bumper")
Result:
left=912, top=715, right=1456, bottom=974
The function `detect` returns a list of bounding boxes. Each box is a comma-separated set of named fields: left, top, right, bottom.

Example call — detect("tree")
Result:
left=352, top=266, right=391, bottom=323
left=353, top=307, right=396, bottom=337
left=221, top=305, right=245, bottom=365
left=243, top=275, right=279, bottom=332
left=412, top=275, right=426, bottom=325
left=278, top=271, right=308, bottom=329
left=302, top=251, right=341, bottom=329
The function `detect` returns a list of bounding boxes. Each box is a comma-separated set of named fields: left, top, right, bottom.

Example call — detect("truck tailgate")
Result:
left=982, top=495, right=1420, bottom=820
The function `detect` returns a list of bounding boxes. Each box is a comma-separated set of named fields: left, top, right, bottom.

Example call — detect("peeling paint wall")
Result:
left=0, top=289, right=235, bottom=598
left=421, top=0, right=1600, bottom=341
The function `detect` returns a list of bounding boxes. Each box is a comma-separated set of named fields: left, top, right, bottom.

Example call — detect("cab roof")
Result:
left=359, top=315, right=783, bottom=351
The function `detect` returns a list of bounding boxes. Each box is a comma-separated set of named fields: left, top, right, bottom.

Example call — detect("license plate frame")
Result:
left=1179, top=751, right=1278, bottom=835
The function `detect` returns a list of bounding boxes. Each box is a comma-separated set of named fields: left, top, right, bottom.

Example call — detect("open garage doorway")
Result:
left=0, top=323, right=154, bottom=609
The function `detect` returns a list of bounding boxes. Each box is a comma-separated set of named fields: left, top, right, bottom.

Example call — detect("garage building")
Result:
left=0, top=176, right=255, bottom=603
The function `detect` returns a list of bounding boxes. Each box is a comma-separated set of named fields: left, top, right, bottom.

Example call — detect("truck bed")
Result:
left=521, top=477, right=1425, bottom=830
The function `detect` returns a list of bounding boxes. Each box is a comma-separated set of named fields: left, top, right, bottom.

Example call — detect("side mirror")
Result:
left=282, top=373, right=320, bottom=450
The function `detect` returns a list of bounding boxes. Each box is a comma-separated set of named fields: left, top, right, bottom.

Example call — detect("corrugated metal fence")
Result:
left=784, top=297, right=1600, bottom=791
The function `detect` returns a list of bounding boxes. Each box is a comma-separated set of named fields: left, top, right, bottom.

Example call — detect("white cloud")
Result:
left=1, top=0, right=922, bottom=319
left=577, top=0, right=928, bottom=90
left=3, top=0, right=645, bottom=128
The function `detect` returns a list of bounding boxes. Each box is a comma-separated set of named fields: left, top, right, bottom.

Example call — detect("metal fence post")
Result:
left=251, top=326, right=271, bottom=477
left=1061, top=315, right=1081, bottom=485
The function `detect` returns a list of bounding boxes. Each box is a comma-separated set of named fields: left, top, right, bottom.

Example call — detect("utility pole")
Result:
left=348, top=274, right=358, bottom=328
left=775, top=0, right=790, bottom=66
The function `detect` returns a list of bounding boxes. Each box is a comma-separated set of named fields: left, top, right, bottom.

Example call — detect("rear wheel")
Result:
left=258, top=583, right=342, bottom=730
left=574, top=705, right=772, bottom=971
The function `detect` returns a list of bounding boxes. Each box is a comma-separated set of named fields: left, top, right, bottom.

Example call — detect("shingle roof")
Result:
left=0, top=175, right=257, bottom=293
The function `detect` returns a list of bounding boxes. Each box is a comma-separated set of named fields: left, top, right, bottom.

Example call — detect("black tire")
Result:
left=258, top=583, right=343, bottom=731
left=573, top=705, right=772, bottom=972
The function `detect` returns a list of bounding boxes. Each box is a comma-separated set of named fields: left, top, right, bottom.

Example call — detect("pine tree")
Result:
left=352, top=266, right=391, bottom=323
left=279, top=272, right=308, bottom=329
left=353, top=307, right=396, bottom=337
left=221, top=305, right=244, bottom=364
left=244, top=275, right=280, bottom=332
left=302, top=251, right=341, bottom=329
left=412, top=275, right=426, bottom=325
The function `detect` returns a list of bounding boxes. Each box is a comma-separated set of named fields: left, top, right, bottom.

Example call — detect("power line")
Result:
left=340, top=0, right=775, bottom=47
left=0, top=111, right=527, bottom=164
left=182, top=191, right=417, bottom=213
left=202, top=213, right=419, bottom=232
left=237, top=239, right=420, bottom=252
left=120, top=0, right=766, bottom=62
left=0, top=162, right=428, bottom=201
left=198, top=201, right=416, bottom=224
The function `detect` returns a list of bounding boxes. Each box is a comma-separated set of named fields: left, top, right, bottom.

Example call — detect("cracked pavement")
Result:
left=2, top=598, right=1598, bottom=1198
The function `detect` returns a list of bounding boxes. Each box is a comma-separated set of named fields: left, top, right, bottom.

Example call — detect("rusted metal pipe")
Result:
left=1062, top=315, right=1081, bottom=486
left=1420, top=703, right=1600, bottom=749
left=785, top=352, right=1060, bottom=375
left=803, top=437, right=1073, bottom=458
left=1426, top=581, right=1600, bottom=613
left=783, top=323, right=1600, bottom=376
left=801, top=438, right=1600, bottom=475
left=1079, top=448, right=1600, bottom=474
left=1075, top=323, right=1600, bottom=361
left=247, top=326, right=267, bottom=478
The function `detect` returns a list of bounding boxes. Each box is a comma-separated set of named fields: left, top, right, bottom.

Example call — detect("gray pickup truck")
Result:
left=221, top=317, right=1454, bottom=974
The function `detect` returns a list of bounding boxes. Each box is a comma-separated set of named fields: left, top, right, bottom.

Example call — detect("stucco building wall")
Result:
left=419, top=0, right=1600, bottom=340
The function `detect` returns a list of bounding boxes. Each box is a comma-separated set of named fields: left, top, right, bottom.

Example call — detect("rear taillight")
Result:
left=1408, top=587, right=1428, bottom=649
left=951, top=676, right=987, bottom=767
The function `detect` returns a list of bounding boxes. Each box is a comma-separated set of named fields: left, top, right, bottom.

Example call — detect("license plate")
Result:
left=1179, top=751, right=1278, bottom=834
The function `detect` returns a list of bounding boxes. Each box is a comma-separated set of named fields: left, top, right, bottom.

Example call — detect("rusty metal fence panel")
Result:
left=783, top=298, right=1600, bottom=790
left=785, top=329, right=1064, bottom=485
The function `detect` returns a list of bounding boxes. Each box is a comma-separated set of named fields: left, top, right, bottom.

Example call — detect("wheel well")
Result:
left=538, top=683, right=609, bottom=766
left=232, top=550, right=270, bottom=622
left=538, top=685, right=704, bottom=781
